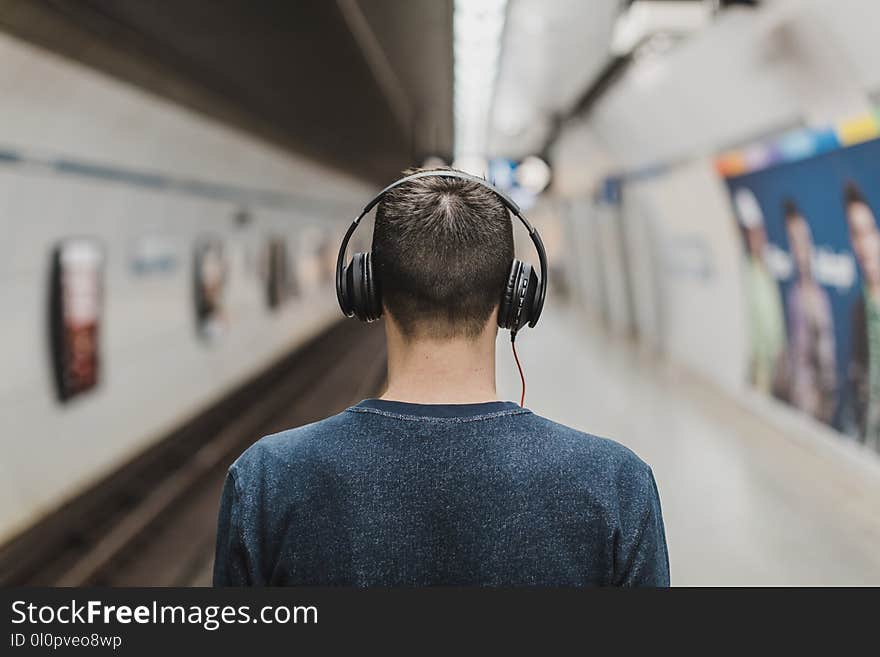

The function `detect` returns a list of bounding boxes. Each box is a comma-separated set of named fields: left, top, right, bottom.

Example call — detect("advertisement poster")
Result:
left=49, top=238, right=104, bottom=402
left=722, top=133, right=880, bottom=451
left=264, top=237, right=297, bottom=309
left=193, top=237, right=229, bottom=341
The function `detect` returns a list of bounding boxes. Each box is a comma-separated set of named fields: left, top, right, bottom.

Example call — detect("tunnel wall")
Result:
left=554, top=0, right=880, bottom=457
left=0, top=32, right=373, bottom=543
left=620, top=159, right=750, bottom=389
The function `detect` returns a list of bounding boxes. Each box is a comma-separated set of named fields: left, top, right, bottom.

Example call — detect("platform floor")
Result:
left=496, top=302, right=880, bottom=586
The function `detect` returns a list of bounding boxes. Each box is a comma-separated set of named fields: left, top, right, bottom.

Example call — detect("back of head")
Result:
left=372, top=168, right=514, bottom=340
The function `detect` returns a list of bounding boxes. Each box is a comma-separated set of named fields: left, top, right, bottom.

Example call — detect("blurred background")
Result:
left=0, top=0, right=878, bottom=586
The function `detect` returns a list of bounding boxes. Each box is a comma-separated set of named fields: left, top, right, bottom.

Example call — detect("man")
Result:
left=734, top=188, right=788, bottom=399
left=844, top=182, right=880, bottom=451
left=213, top=168, right=669, bottom=586
left=783, top=199, right=837, bottom=424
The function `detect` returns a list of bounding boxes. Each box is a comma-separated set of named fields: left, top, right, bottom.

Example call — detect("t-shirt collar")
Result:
left=355, top=398, right=521, bottom=419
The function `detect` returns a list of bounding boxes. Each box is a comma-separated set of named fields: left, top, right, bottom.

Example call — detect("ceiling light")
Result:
left=515, top=155, right=552, bottom=194
left=453, top=0, right=509, bottom=162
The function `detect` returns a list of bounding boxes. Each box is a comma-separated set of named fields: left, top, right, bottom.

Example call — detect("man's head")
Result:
left=372, top=168, right=514, bottom=340
left=783, top=199, right=813, bottom=278
left=845, top=182, right=880, bottom=286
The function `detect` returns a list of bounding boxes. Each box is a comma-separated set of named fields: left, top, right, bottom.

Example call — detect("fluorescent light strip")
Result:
left=453, top=0, right=508, bottom=164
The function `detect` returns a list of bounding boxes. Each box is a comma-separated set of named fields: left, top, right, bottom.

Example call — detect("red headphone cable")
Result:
left=511, top=332, right=526, bottom=407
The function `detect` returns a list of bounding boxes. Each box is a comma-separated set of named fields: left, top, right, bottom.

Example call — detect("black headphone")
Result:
left=336, top=169, right=548, bottom=335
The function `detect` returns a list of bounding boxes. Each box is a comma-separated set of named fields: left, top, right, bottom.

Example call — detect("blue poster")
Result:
left=724, top=137, right=880, bottom=451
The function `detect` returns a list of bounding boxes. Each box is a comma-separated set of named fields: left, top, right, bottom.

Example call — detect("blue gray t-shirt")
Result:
left=213, top=399, right=670, bottom=586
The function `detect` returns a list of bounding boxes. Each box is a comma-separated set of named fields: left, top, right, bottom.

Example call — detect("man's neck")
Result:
left=381, top=321, right=498, bottom=405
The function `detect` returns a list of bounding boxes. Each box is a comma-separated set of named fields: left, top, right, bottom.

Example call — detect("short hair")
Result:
left=844, top=181, right=866, bottom=208
left=371, top=167, right=514, bottom=339
left=783, top=198, right=801, bottom=223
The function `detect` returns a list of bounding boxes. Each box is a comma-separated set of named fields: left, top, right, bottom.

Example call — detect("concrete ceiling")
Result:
left=489, top=0, right=621, bottom=159
left=354, top=0, right=454, bottom=161
left=0, top=0, right=454, bottom=184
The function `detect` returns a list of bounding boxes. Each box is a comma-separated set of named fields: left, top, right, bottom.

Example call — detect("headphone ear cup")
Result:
left=346, top=252, right=382, bottom=322
left=528, top=265, right=543, bottom=328
left=348, top=253, right=366, bottom=321
left=340, top=261, right=354, bottom=317
left=498, top=260, right=523, bottom=330
left=498, top=260, right=540, bottom=332
left=520, top=264, right=539, bottom=330
left=364, top=252, right=382, bottom=321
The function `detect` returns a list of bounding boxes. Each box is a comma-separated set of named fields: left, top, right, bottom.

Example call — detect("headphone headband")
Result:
left=336, top=169, right=547, bottom=327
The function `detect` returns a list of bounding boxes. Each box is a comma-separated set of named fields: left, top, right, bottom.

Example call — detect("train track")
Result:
left=0, top=320, right=386, bottom=586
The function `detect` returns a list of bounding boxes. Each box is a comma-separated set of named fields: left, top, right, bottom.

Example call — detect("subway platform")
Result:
left=497, top=301, right=880, bottom=586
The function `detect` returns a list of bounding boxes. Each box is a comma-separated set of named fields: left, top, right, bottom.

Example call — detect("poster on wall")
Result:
left=49, top=238, right=104, bottom=402
left=193, top=236, right=229, bottom=341
left=719, top=120, right=880, bottom=452
left=263, top=236, right=298, bottom=309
